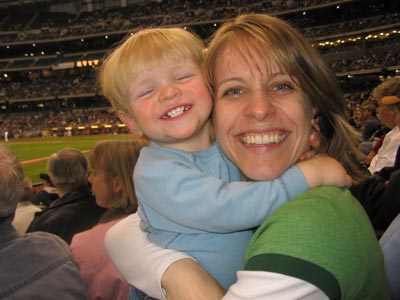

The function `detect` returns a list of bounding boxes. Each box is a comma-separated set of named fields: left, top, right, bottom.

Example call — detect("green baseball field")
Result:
left=2, top=134, right=137, bottom=184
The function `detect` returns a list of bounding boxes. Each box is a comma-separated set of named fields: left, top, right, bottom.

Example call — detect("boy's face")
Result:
left=125, top=59, right=212, bottom=151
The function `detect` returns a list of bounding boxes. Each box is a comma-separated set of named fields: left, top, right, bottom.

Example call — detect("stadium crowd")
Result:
left=4, top=0, right=392, bottom=42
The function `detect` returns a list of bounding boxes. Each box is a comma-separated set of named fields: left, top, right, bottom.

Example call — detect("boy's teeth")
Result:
left=166, top=106, right=188, bottom=118
left=241, top=133, right=285, bottom=145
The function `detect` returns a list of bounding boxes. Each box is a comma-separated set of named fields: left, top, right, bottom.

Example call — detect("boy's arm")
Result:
left=104, top=214, right=191, bottom=300
left=296, top=154, right=352, bottom=189
left=137, top=149, right=308, bottom=233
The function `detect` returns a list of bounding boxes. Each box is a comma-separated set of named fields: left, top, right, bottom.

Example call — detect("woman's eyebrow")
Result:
left=217, top=76, right=244, bottom=85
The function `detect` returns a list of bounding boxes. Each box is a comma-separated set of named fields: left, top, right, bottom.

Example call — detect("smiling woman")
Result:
left=212, top=52, right=313, bottom=181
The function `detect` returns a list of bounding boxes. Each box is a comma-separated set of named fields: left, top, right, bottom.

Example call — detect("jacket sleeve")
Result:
left=136, top=151, right=308, bottom=233
left=105, top=214, right=191, bottom=300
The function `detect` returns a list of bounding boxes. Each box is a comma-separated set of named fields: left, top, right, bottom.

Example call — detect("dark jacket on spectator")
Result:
left=0, top=221, right=88, bottom=299
left=363, top=115, right=382, bottom=141
left=30, top=188, right=59, bottom=207
left=27, top=185, right=106, bottom=244
left=351, top=145, right=400, bottom=237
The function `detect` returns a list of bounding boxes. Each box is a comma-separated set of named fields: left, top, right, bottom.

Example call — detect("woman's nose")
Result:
left=246, top=92, right=275, bottom=120
left=160, top=85, right=181, bottom=102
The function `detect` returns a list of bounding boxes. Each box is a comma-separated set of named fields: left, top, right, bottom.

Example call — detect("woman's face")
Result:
left=213, top=47, right=313, bottom=181
left=88, top=164, right=115, bottom=208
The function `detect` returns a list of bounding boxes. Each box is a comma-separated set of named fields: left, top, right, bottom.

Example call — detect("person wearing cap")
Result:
left=30, top=172, right=59, bottom=207
left=368, top=90, right=400, bottom=174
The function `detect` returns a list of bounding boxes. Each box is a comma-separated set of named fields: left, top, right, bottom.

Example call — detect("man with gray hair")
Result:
left=0, top=145, right=88, bottom=299
left=27, top=148, right=106, bottom=244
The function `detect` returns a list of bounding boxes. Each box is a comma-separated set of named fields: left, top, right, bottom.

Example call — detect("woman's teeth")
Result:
left=241, top=133, right=285, bottom=145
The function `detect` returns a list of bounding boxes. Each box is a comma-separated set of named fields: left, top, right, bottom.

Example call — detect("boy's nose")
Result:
left=160, top=86, right=181, bottom=101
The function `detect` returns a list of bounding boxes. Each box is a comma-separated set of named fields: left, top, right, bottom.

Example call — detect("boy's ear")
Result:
left=118, top=111, right=143, bottom=136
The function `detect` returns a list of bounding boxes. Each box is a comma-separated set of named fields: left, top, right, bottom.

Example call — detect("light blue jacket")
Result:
left=136, top=142, right=307, bottom=289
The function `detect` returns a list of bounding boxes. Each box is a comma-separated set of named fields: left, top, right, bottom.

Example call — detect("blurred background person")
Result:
left=27, top=148, right=106, bottom=244
left=30, top=172, right=58, bottom=207
left=0, top=145, right=88, bottom=300
left=369, top=89, right=400, bottom=174
left=70, top=139, right=143, bottom=300
left=363, top=77, right=400, bottom=169
left=358, top=100, right=382, bottom=156
left=360, top=100, right=381, bottom=143
left=12, top=175, right=42, bottom=234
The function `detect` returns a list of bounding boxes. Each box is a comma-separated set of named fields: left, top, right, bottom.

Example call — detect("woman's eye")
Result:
left=274, top=83, right=290, bottom=91
left=271, top=83, right=294, bottom=95
left=225, top=88, right=243, bottom=96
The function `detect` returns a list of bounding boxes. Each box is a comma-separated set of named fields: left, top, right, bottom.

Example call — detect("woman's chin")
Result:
left=242, top=164, right=288, bottom=181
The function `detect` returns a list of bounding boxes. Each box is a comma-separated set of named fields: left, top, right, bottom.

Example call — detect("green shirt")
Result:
left=244, top=187, right=390, bottom=300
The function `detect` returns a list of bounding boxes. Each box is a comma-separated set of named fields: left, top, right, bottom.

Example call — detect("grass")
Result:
left=1, top=134, right=137, bottom=183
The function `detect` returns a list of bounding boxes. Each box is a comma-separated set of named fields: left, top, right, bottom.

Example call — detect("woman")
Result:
left=106, top=14, right=389, bottom=299
left=70, top=139, right=144, bottom=300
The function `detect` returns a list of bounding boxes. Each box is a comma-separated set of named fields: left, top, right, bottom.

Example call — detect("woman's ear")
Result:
left=112, top=176, right=123, bottom=194
left=118, top=111, right=143, bottom=136
left=310, top=112, right=321, bottom=150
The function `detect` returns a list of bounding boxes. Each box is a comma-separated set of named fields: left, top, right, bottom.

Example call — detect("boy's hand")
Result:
left=297, top=154, right=352, bottom=189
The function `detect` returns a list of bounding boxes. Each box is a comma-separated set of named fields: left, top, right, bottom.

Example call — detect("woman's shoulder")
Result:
left=248, top=187, right=375, bottom=252
left=275, top=186, right=361, bottom=215
left=245, top=186, right=388, bottom=300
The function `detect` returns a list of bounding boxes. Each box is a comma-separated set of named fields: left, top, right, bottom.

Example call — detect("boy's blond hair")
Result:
left=99, top=27, right=205, bottom=114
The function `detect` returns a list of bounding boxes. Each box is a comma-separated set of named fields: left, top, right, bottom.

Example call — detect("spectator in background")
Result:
left=358, top=100, right=382, bottom=155
left=360, top=100, right=381, bottom=142
left=345, top=102, right=357, bottom=128
left=364, top=77, right=400, bottom=168
left=70, top=139, right=143, bottom=300
left=12, top=176, right=42, bottom=234
left=0, top=145, right=88, bottom=300
left=30, top=172, right=58, bottom=207
left=352, top=104, right=363, bottom=130
left=369, top=89, right=400, bottom=174
left=27, top=148, right=106, bottom=244
left=352, top=143, right=400, bottom=236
